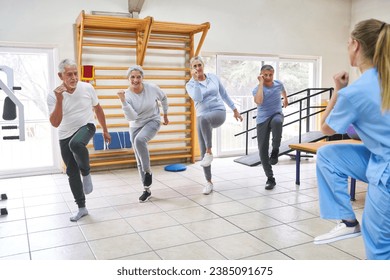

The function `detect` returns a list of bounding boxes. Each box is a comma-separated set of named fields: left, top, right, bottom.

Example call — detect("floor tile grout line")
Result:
left=21, top=188, right=33, bottom=260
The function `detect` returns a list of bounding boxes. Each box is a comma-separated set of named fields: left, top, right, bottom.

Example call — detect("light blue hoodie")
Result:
left=186, top=73, right=237, bottom=116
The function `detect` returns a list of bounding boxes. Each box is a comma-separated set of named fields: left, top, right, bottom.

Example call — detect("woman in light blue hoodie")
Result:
left=186, top=56, right=242, bottom=195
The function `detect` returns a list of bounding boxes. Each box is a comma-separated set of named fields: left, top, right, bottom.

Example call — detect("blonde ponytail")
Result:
left=373, top=24, right=390, bottom=111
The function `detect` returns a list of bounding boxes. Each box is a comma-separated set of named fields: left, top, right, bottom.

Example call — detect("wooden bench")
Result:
left=289, top=139, right=362, bottom=201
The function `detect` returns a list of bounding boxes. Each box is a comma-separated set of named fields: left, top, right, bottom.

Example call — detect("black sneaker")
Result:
left=144, top=172, right=152, bottom=187
left=265, top=177, right=276, bottom=190
left=139, top=190, right=151, bottom=203
left=269, top=149, right=279, bottom=165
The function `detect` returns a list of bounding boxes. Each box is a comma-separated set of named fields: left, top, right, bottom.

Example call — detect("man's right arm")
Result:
left=49, top=91, right=64, bottom=128
left=254, top=75, right=264, bottom=105
left=254, top=86, right=264, bottom=105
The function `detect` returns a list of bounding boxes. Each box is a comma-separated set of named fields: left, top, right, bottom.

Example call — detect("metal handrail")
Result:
left=235, top=87, right=333, bottom=155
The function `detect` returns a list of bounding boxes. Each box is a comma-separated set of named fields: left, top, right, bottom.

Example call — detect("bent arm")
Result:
left=186, top=81, right=203, bottom=102
left=254, top=75, right=265, bottom=105
left=159, top=90, right=169, bottom=115
left=94, top=103, right=111, bottom=143
left=320, top=92, right=338, bottom=135
left=49, top=103, right=63, bottom=127
left=158, top=88, right=169, bottom=125
left=321, top=71, right=350, bottom=136
left=218, top=80, right=236, bottom=111
left=254, top=85, right=264, bottom=105
left=121, top=101, right=138, bottom=121
left=117, top=90, right=138, bottom=121
left=282, top=90, right=288, bottom=108
left=48, top=93, right=63, bottom=128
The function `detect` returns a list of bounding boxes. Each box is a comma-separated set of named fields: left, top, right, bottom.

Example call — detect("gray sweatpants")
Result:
left=130, top=119, right=160, bottom=187
left=197, top=110, right=226, bottom=181
left=256, top=113, right=284, bottom=178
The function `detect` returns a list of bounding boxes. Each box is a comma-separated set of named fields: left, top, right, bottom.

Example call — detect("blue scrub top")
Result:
left=326, top=68, right=390, bottom=186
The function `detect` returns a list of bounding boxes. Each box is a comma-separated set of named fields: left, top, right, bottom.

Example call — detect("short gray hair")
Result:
left=58, top=59, right=77, bottom=73
left=126, top=65, right=144, bottom=78
left=190, top=56, right=204, bottom=66
left=260, top=64, right=274, bottom=72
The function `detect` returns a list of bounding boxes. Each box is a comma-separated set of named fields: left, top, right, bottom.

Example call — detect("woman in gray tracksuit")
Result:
left=117, top=65, right=169, bottom=203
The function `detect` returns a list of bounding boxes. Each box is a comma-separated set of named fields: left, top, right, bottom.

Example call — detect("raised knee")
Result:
left=134, top=137, right=147, bottom=147
left=69, top=140, right=83, bottom=152
left=270, top=118, right=283, bottom=126
left=198, top=116, right=209, bottom=126
left=316, top=146, right=333, bottom=163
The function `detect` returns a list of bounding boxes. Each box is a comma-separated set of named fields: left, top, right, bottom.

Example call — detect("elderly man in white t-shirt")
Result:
left=47, top=59, right=111, bottom=221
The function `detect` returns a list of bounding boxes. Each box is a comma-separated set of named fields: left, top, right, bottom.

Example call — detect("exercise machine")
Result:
left=0, top=65, right=25, bottom=216
left=0, top=65, right=25, bottom=141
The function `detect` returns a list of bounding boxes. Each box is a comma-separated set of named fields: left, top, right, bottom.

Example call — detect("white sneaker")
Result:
left=203, top=182, right=213, bottom=195
left=200, top=153, right=213, bottom=167
left=314, top=221, right=361, bottom=245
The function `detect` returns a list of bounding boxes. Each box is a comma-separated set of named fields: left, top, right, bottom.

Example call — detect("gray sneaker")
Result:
left=269, top=149, right=279, bottom=165
left=139, top=190, right=151, bottom=203
left=314, top=221, right=361, bottom=245
left=144, top=172, right=152, bottom=187
left=265, top=177, right=276, bottom=190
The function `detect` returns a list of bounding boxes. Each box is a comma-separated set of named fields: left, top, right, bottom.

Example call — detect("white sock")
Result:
left=83, top=174, right=93, bottom=194
left=70, top=207, right=88, bottom=222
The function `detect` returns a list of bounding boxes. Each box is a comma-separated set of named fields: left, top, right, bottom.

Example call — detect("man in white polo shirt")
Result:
left=47, top=59, right=111, bottom=221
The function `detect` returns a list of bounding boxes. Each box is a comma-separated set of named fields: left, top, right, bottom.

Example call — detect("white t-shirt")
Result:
left=47, top=82, right=99, bottom=139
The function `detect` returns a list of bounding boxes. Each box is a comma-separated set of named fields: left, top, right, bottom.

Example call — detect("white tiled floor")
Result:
left=0, top=155, right=367, bottom=260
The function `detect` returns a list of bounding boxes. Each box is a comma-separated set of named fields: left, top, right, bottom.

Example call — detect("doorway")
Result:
left=0, top=45, right=60, bottom=178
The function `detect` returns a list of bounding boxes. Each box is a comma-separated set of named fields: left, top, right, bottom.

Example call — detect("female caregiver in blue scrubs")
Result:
left=315, top=19, right=390, bottom=259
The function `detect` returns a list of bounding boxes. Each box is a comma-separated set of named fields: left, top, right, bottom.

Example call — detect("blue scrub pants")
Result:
left=316, top=143, right=390, bottom=259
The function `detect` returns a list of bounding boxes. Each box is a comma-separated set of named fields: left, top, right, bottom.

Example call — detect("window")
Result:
left=0, top=45, right=60, bottom=178
left=202, top=53, right=320, bottom=157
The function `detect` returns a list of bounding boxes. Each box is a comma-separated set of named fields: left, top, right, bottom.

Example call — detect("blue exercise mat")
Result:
left=164, top=163, right=187, bottom=172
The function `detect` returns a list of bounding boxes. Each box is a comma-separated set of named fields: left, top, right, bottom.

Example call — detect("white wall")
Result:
left=1, top=0, right=387, bottom=88
left=346, top=0, right=390, bottom=81
left=351, top=0, right=390, bottom=24
left=0, top=0, right=128, bottom=58
left=140, top=0, right=352, bottom=87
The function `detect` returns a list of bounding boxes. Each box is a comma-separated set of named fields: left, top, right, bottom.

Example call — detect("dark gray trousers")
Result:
left=256, top=113, right=284, bottom=178
left=60, top=123, right=96, bottom=208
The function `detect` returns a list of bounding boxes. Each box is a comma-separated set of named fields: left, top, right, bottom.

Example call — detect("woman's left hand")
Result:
left=163, top=114, right=169, bottom=125
left=233, top=109, right=243, bottom=122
